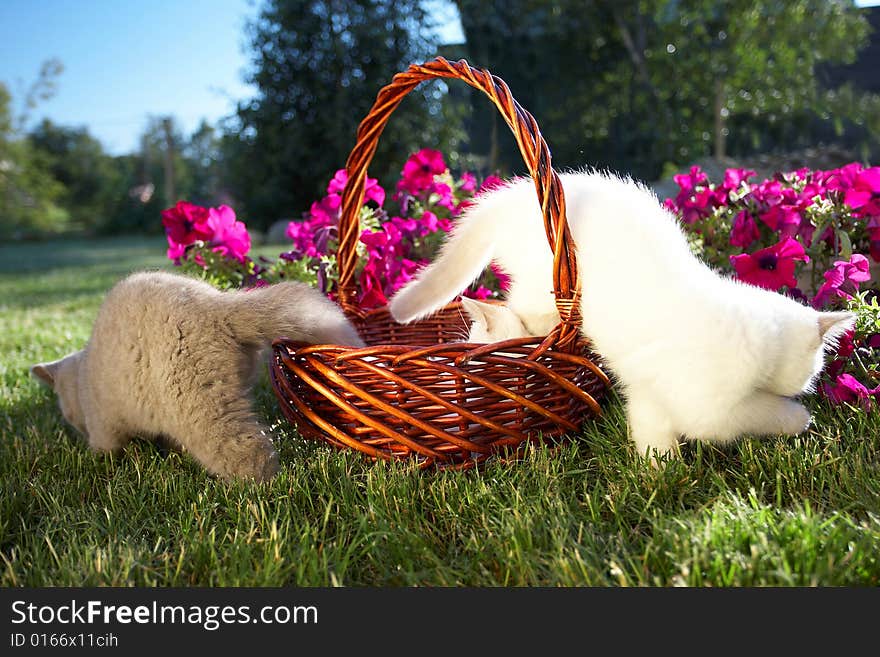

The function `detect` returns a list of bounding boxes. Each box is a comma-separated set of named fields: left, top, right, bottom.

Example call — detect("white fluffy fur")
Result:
left=390, top=171, right=855, bottom=462
left=31, top=271, right=364, bottom=481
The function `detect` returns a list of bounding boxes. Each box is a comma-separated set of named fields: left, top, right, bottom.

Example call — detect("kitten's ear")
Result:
left=30, top=359, right=62, bottom=388
left=460, top=297, right=495, bottom=328
left=817, top=311, right=856, bottom=342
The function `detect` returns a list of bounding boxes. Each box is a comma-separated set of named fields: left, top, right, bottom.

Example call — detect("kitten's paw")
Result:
left=208, top=434, right=280, bottom=483
left=627, top=396, right=680, bottom=468
left=233, top=442, right=280, bottom=483
left=780, top=401, right=811, bottom=436
left=633, top=439, right=680, bottom=468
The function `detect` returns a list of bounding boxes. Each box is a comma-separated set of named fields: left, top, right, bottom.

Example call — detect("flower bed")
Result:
left=664, top=163, right=880, bottom=407
left=160, top=154, right=880, bottom=411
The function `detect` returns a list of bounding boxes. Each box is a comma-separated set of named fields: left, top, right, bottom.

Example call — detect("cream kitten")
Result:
left=31, top=271, right=364, bottom=482
left=390, top=171, right=855, bottom=462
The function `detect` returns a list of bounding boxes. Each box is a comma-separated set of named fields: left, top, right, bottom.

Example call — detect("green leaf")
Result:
left=836, top=229, right=852, bottom=260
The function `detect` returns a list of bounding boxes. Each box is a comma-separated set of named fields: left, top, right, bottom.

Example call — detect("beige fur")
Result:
left=31, top=271, right=364, bottom=482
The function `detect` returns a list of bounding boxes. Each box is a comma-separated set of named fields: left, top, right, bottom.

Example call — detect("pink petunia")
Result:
left=358, top=262, right=388, bottom=309
left=390, top=215, right=419, bottom=235
left=823, top=162, right=864, bottom=195
left=812, top=254, right=872, bottom=308
left=463, top=285, right=494, bottom=300
left=398, top=149, right=447, bottom=195
left=842, top=166, right=880, bottom=217
left=673, top=165, right=708, bottom=197
left=161, top=201, right=213, bottom=252
left=166, top=235, right=187, bottom=263
left=730, top=237, right=809, bottom=291
left=834, top=330, right=856, bottom=359
left=459, top=171, right=477, bottom=193
left=207, top=205, right=251, bottom=263
left=729, top=210, right=760, bottom=249
left=428, top=181, right=456, bottom=211
left=308, top=194, right=342, bottom=225
left=478, top=175, right=505, bottom=195
left=327, top=168, right=386, bottom=207
left=491, top=263, right=511, bottom=292
left=714, top=168, right=756, bottom=205
left=420, top=210, right=451, bottom=234
left=821, top=373, right=877, bottom=409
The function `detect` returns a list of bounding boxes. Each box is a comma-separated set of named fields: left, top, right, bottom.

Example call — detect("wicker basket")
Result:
left=270, top=57, right=610, bottom=469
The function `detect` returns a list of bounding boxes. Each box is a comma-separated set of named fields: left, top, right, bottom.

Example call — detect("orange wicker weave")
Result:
left=270, top=57, right=611, bottom=469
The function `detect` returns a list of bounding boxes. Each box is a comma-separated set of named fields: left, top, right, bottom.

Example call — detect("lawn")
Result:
left=1, top=236, right=879, bottom=586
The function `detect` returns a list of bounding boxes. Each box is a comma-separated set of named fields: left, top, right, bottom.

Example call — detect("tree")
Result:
left=226, top=0, right=465, bottom=229
left=0, top=64, right=69, bottom=238
left=185, top=119, right=224, bottom=205
left=28, top=119, right=126, bottom=232
left=453, top=0, right=624, bottom=175
left=454, top=0, right=878, bottom=180
left=612, top=0, right=873, bottom=162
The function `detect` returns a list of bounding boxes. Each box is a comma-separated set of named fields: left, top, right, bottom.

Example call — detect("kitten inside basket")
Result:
left=390, top=170, right=854, bottom=463
left=31, top=271, right=364, bottom=482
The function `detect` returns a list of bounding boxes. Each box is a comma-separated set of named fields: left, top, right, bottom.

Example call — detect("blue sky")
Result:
left=0, top=0, right=261, bottom=154
left=0, top=0, right=463, bottom=155
left=0, top=1, right=873, bottom=155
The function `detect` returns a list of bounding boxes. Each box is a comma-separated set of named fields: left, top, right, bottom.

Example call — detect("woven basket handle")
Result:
left=336, top=57, right=581, bottom=347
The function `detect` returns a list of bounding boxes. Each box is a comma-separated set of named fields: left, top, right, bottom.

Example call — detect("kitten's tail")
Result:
left=227, top=282, right=365, bottom=347
left=389, top=201, right=499, bottom=324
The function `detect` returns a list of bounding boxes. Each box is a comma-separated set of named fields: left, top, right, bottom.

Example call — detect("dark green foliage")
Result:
left=454, top=0, right=879, bottom=180
left=28, top=120, right=128, bottom=233
left=224, top=0, right=466, bottom=230
left=0, top=83, right=69, bottom=238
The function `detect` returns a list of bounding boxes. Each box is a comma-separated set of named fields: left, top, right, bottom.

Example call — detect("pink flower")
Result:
left=842, top=166, right=880, bottom=217
left=822, top=162, right=864, bottom=197
left=812, top=254, right=872, bottom=308
left=865, top=215, right=880, bottom=262
left=308, top=193, right=342, bottom=225
left=358, top=263, right=388, bottom=309
left=671, top=167, right=716, bottom=224
left=758, top=204, right=801, bottom=234
left=420, top=210, right=451, bottom=234
left=714, top=168, right=756, bottom=205
left=723, top=168, right=756, bottom=190
left=478, top=175, right=505, bottom=194
left=459, top=171, right=477, bottom=193
left=729, top=210, right=760, bottom=249
left=463, top=285, right=494, bottom=300
left=821, top=373, right=877, bottom=409
left=357, top=222, right=422, bottom=308
left=730, top=237, right=809, bottom=291
left=327, top=168, right=385, bottom=207
left=751, top=180, right=787, bottom=208
left=398, top=149, right=447, bottom=195
left=207, top=205, right=251, bottom=262
left=491, top=263, right=511, bottom=292
left=390, top=215, right=419, bottom=235
left=428, top=181, right=455, bottom=210
left=673, top=165, right=708, bottom=195
left=166, top=236, right=187, bottom=263
left=834, top=330, right=856, bottom=359
left=162, top=201, right=212, bottom=250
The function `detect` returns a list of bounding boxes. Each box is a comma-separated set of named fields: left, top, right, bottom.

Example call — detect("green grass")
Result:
left=1, top=236, right=879, bottom=586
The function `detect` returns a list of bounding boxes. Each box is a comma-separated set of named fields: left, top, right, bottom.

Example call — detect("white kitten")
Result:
left=390, top=171, right=855, bottom=462
left=31, top=271, right=364, bottom=482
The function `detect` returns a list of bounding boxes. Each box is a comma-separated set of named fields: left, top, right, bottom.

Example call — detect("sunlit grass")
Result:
left=1, top=237, right=878, bottom=586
